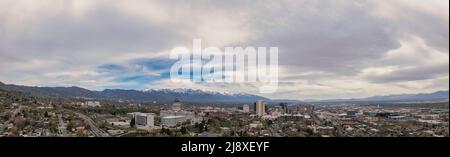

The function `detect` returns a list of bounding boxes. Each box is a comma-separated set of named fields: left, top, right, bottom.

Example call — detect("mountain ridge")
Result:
left=310, top=91, right=449, bottom=103
left=0, top=81, right=268, bottom=104
left=0, top=81, right=448, bottom=104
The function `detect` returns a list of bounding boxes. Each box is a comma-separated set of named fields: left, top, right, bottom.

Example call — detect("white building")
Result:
left=243, top=104, right=250, bottom=113
left=160, top=110, right=194, bottom=119
left=135, top=113, right=155, bottom=127
left=172, top=98, right=182, bottom=111
left=161, top=116, right=186, bottom=127
left=160, top=110, right=202, bottom=126
left=86, top=101, right=101, bottom=107
left=133, top=113, right=156, bottom=127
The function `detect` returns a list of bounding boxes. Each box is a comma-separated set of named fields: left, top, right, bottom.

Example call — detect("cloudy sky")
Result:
left=0, top=0, right=448, bottom=100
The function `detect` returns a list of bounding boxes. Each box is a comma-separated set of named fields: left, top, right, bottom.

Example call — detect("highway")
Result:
left=71, top=111, right=110, bottom=137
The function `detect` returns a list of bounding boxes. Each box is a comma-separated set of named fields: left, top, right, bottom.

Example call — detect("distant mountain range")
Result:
left=310, top=91, right=449, bottom=103
left=0, top=81, right=448, bottom=104
left=0, top=81, right=268, bottom=104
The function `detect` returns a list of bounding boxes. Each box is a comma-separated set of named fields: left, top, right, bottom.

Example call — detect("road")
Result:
left=63, top=109, right=110, bottom=137
left=72, top=111, right=110, bottom=137
left=57, top=114, right=67, bottom=136
left=8, top=105, right=23, bottom=123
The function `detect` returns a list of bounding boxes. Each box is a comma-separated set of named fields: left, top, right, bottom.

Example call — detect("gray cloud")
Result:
left=366, top=63, right=449, bottom=83
left=0, top=0, right=448, bottom=99
left=252, top=4, right=401, bottom=74
left=0, top=6, right=181, bottom=63
left=406, top=13, right=449, bottom=52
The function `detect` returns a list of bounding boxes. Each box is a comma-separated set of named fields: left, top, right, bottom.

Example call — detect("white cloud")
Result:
left=0, top=0, right=448, bottom=99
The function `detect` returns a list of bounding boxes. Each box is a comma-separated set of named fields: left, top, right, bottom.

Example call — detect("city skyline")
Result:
left=0, top=80, right=448, bottom=102
left=0, top=0, right=448, bottom=100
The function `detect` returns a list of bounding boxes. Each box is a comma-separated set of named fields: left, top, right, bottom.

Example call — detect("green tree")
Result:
left=67, top=121, right=75, bottom=132
left=198, top=123, right=204, bottom=133
left=180, top=126, right=187, bottom=134
left=49, top=125, right=58, bottom=133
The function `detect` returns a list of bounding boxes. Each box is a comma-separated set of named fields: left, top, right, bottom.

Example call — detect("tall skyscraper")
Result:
left=279, top=103, right=287, bottom=113
left=255, top=100, right=266, bottom=116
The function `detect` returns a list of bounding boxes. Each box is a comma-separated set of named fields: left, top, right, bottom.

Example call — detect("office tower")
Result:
left=255, top=100, right=266, bottom=116
left=135, top=113, right=156, bottom=127
left=279, top=103, right=287, bottom=113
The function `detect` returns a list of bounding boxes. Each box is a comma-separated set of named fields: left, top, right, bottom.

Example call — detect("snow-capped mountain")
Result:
left=141, top=88, right=268, bottom=104
left=0, top=82, right=268, bottom=104
left=146, top=88, right=250, bottom=96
